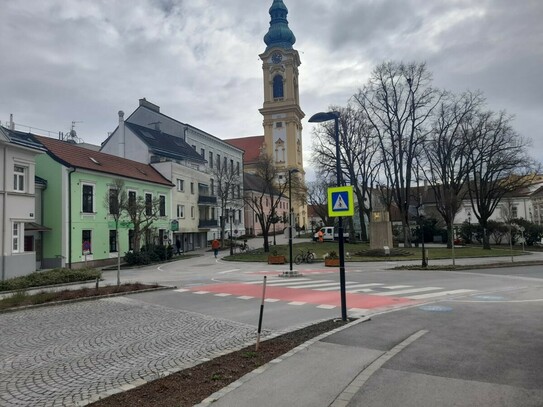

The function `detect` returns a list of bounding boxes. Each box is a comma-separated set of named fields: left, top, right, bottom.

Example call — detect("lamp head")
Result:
left=308, top=111, right=340, bottom=123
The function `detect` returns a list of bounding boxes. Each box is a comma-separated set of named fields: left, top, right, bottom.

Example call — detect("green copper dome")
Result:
left=264, top=0, right=296, bottom=51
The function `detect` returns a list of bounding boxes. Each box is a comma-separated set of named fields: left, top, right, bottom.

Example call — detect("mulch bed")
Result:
left=89, top=318, right=353, bottom=407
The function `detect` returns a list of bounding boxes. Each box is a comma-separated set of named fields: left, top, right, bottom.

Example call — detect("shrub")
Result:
left=124, top=251, right=151, bottom=266
left=0, top=268, right=101, bottom=292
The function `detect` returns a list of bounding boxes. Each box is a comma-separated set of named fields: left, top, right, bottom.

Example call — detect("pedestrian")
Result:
left=318, top=229, right=324, bottom=243
left=211, top=239, right=220, bottom=258
left=175, top=238, right=182, bottom=255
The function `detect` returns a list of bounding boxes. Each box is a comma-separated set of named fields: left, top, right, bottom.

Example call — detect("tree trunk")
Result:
left=403, top=223, right=412, bottom=248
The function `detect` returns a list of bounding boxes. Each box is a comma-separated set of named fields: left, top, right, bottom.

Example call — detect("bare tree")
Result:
left=423, top=91, right=483, bottom=248
left=311, top=104, right=380, bottom=241
left=354, top=61, right=443, bottom=247
left=243, top=154, right=290, bottom=252
left=103, top=179, right=128, bottom=286
left=306, top=175, right=335, bottom=227
left=465, top=110, right=538, bottom=249
left=212, top=158, right=242, bottom=247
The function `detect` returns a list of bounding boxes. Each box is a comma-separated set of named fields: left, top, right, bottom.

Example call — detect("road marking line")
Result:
left=288, top=301, right=306, bottom=305
left=237, top=296, right=254, bottom=300
left=316, top=283, right=383, bottom=291
left=264, top=298, right=280, bottom=302
left=174, top=289, right=190, bottom=292
left=218, top=269, right=240, bottom=274
left=317, top=304, right=336, bottom=309
left=289, top=282, right=346, bottom=289
left=346, top=288, right=374, bottom=293
left=348, top=308, right=369, bottom=314
left=407, top=289, right=477, bottom=299
left=372, top=287, right=443, bottom=296
left=382, top=285, right=412, bottom=289
left=243, top=278, right=312, bottom=285
left=265, top=279, right=332, bottom=286
left=193, top=291, right=210, bottom=294
left=214, top=293, right=232, bottom=297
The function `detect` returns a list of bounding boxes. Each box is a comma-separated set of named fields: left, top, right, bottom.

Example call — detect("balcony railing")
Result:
left=198, top=195, right=217, bottom=205
left=198, top=219, right=218, bottom=228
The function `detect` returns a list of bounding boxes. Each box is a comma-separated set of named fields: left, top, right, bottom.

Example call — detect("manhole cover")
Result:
left=419, top=305, right=453, bottom=312
left=473, top=295, right=505, bottom=301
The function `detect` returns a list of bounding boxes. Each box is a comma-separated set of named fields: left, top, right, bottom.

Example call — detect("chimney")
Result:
left=9, top=114, right=14, bottom=130
left=118, top=110, right=125, bottom=158
left=138, top=98, right=160, bottom=112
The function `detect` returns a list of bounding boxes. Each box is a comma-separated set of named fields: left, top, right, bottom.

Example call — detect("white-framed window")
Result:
left=13, top=165, right=26, bottom=192
left=177, top=179, right=184, bottom=192
left=191, top=206, right=195, bottom=218
left=128, top=190, right=136, bottom=207
left=108, top=188, right=119, bottom=215
left=82, top=229, right=92, bottom=254
left=190, top=182, right=194, bottom=194
left=201, top=148, right=205, bottom=158
left=177, top=204, right=185, bottom=218
left=109, top=230, right=117, bottom=253
left=12, top=222, right=23, bottom=253
left=512, top=206, right=518, bottom=219
left=145, top=192, right=153, bottom=216
left=211, top=179, right=215, bottom=195
left=159, top=194, right=166, bottom=217
left=82, top=183, right=95, bottom=213
left=209, top=152, right=214, bottom=168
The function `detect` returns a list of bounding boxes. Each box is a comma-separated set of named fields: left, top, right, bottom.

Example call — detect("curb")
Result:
left=0, top=285, right=176, bottom=314
left=195, top=316, right=371, bottom=407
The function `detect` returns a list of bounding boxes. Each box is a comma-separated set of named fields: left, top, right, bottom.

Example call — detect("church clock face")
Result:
left=271, top=52, right=283, bottom=64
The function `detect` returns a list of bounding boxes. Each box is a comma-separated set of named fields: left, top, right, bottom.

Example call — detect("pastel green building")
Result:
left=34, top=135, right=173, bottom=269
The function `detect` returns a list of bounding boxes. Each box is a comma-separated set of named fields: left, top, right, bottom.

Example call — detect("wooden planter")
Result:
left=324, top=258, right=340, bottom=267
left=268, top=255, right=286, bottom=265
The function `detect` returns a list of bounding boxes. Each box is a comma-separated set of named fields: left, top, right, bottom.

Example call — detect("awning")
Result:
left=25, top=222, right=51, bottom=231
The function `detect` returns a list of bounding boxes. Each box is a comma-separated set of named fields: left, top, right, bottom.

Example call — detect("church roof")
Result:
left=225, top=136, right=265, bottom=165
left=264, top=0, right=296, bottom=51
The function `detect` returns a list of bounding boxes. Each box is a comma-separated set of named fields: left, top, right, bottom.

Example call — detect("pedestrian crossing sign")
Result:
left=328, top=186, right=354, bottom=217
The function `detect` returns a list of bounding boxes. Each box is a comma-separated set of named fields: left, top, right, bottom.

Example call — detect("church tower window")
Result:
left=273, top=75, right=284, bottom=99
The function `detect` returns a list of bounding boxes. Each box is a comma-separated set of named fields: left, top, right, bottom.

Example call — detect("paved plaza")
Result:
left=0, top=296, right=261, bottom=407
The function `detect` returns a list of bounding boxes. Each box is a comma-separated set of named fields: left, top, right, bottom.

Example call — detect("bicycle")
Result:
left=295, top=249, right=315, bottom=265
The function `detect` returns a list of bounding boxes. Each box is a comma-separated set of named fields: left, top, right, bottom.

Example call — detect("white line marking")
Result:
left=264, top=298, right=280, bottom=302
left=174, top=288, right=190, bottom=293
left=407, top=289, right=477, bottom=299
left=237, top=296, right=254, bottom=300
left=372, top=287, right=443, bottom=296
left=267, top=279, right=332, bottom=286
left=218, top=269, right=240, bottom=274
left=243, top=278, right=312, bottom=285
left=290, top=282, right=344, bottom=289
left=315, top=283, right=383, bottom=291
left=214, top=293, right=232, bottom=297
left=346, top=288, right=375, bottom=293
left=288, top=301, right=306, bottom=305
left=348, top=308, right=369, bottom=314
left=193, top=291, right=210, bottom=295
left=382, top=285, right=412, bottom=290
left=317, top=304, right=336, bottom=309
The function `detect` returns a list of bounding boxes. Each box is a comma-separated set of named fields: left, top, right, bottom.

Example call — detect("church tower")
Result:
left=259, top=0, right=307, bottom=228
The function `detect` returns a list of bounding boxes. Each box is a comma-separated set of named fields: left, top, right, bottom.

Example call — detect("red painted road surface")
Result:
left=191, top=283, right=417, bottom=309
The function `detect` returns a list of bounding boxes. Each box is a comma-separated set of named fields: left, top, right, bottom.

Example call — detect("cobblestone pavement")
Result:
left=0, top=297, right=261, bottom=407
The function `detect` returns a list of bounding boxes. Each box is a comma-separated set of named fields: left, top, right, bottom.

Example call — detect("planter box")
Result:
left=268, top=255, right=286, bottom=265
left=324, top=258, right=340, bottom=267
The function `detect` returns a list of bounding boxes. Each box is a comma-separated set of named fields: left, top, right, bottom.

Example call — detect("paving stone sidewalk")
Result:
left=0, top=297, right=260, bottom=407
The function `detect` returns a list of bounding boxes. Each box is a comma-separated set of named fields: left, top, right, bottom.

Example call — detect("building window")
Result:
left=224, top=156, right=227, bottom=169
left=129, top=229, right=134, bottom=251
left=230, top=159, right=234, bottom=173
left=82, top=184, right=94, bottom=213
left=177, top=204, right=185, bottom=218
left=13, top=165, right=26, bottom=192
left=82, top=230, right=92, bottom=254
left=190, top=182, right=194, bottom=194
left=109, top=230, right=117, bottom=252
left=191, top=206, right=195, bottom=218
left=177, top=179, right=184, bottom=192
left=128, top=190, right=136, bottom=208
left=109, top=189, right=119, bottom=215
left=201, top=148, right=205, bottom=158
left=217, top=154, right=221, bottom=170
left=512, top=206, right=518, bottom=219
left=145, top=193, right=153, bottom=216
left=209, top=152, right=214, bottom=168
left=236, top=162, right=240, bottom=175
left=211, top=179, right=215, bottom=195
left=12, top=222, right=22, bottom=253
left=273, top=75, right=284, bottom=99
left=276, top=121, right=283, bottom=128
left=159, top=195, right=166, bottom=217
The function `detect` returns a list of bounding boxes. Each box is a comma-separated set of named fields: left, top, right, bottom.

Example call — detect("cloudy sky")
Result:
left=2, top=0, right=542, bottom=169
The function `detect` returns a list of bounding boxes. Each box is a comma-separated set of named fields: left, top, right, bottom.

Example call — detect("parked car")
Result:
left=313, top=226, right=350, bottom=242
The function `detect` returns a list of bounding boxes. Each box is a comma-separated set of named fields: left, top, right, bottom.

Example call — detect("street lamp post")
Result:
left=309, top=111, right=347, bottom=321
left=288, top=169, right=299, bottom=272
left=229, top=208, right=234, bottom=256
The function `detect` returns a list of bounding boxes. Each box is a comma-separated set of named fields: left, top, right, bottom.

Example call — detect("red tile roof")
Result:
left=35, top=135, right=173, bottom=186
left=225, top=136, right=264, bottom=164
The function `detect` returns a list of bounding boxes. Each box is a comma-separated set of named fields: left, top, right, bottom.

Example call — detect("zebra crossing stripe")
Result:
left=264, top=298, right=281, bottom=302
left=193, top=291, right=210, bottom=294
left=214, top=293, right=232, bottom=297
left=289, top=282, right=344, bottom=289
left=382, top=285, right=413, bottom=289
left=315, top=283, right=384, bottom=292
left=237, top=296, right=254, bottom=300
left=288, top=301, right=306, bottom=305
left=243, top=278, right=312, bottom=285
left=264, top=279, right=332, bottom=286
left=407, top=289, right=477, bottom=299
left=174, top=288, right=190, bottom=292
left=372, top=287, right=443, bottom=296
left=317, top=305, right=336, bottom=309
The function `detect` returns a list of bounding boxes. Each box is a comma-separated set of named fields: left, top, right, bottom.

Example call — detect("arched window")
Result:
left=273, top=75, right=284, bottom=99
